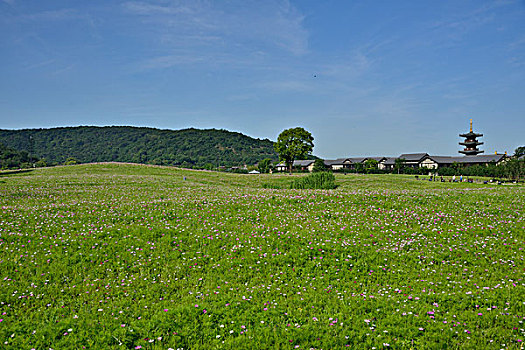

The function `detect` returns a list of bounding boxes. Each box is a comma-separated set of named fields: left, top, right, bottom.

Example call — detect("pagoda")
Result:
left=459, top=119, right=484, bottom=155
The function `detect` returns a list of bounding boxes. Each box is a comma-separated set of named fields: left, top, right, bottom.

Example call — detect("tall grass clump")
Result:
left=289, top=171, right=337, bottom=189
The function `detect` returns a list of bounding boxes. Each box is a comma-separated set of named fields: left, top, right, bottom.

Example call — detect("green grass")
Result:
left=0, top=163, right=524, bottom=349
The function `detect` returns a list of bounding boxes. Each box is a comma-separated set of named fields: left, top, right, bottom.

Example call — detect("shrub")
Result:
left=289, top=172, right=337, bottom=189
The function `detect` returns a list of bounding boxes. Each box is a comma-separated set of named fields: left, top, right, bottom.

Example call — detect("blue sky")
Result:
left=1, top=0, right=524, bottom=158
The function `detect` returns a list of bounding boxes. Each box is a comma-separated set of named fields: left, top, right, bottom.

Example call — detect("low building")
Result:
left=399, top=153, right=430, bottom=168
left=379, top=157, right=395, bottom=170
left=323, top=157, right=387, bottom=171
left=379, top=154, right=428, bottom=170
left=381, top=153, right=507, bottom=171
left=276, top=153, right=507, bottom=173
left=421, top=154, right=506, bottom=169
left=324, top=158, right=350, bottom=170
left=274, top=163, right=287, bottom=172
left=275, top=160, right=315, bottom=172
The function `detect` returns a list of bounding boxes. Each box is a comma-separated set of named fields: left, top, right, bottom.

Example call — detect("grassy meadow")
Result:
left=1, top=163, right=524, bottom=349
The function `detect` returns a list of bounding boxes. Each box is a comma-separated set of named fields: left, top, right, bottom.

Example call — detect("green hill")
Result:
left=0, top=126, right=278, bottom=167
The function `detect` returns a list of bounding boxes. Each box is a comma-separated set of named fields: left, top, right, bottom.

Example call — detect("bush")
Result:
left=64, top=157, right=80, bottom=165
left=230, top=168, right=248, bottom=174
left=290, top=172, right=337, bottom=189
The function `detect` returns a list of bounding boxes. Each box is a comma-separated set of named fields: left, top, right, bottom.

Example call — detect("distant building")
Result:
left=381, top=153, right=506, bottom=171
left=398, top=153, right=429, bottom=168
left=276, top=153, right=507, bottom=173
left=459, top=119, right=484, bottom=155
left=321, top=159, right=344, bottom=170
left=324, top=157, right=386, bottom=170
left=275, top=121, right=508, bottom=173
left=275, top=160, right=315, bottom=172
left=420, top=154, right=506, bottom=169
left=380, top=154, right=428, bottom=170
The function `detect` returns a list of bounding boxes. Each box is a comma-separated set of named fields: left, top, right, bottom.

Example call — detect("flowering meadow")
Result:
left=1, top=163, right=524, bottom=349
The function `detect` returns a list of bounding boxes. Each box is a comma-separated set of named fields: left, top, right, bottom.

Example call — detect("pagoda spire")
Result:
left=459, top=119, right=484, bottom=156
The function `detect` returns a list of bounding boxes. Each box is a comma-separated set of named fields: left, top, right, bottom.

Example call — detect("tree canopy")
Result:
left=0, top=142, right=40, bottom=169
left=514, top=146, right=525, bottom=158
left=394, top=158, right=406, bottom=174
left=364, top=159, right=379, bottom=173
left=274, top=127, right=314, bottom=173
left=257, top=158, right=273, bottom=173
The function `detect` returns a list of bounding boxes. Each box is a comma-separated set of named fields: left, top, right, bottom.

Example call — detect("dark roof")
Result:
left=293, top=160, right=315, bottom=167
left=462, top=154, right=506, bottom=163
left=346, top=157, right=367, bottom=163
left=428, top=154, right=506, bottom=164
left=332, top=157, right=387, bottom=164
left=459, top=132, right=483, bottom=137
left=381, top=154, right=506, bottom=166
left=276, top=160, right=315, bottom=167
left=426, top=156, right=463, bottom=164
left=364, top=156, right=387, bottom=162
left=382, top=157, right=398, bottom=165
left=398, top=153, right=429, bottom=162
left=324, top=159, right=346, bottom=166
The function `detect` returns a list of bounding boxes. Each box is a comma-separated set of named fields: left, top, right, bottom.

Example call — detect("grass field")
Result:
left=1, top=163, right=524, bottom=349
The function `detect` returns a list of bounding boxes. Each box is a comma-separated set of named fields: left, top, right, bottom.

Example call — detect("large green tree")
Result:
left=514, top=146, right=525, bottom=158
left=257, top=158, right=273, bottom=173
left=364, top=159, right=378, bottom=173
left=394, top=158, right=406, bottom=174
left=274, top=127, right=314, bottom=173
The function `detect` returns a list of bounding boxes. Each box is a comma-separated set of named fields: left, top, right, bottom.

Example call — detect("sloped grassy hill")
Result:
left=0, top=126, right=278, bottom=167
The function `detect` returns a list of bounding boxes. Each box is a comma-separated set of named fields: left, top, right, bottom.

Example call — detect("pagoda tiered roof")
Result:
left=459, top=140, right=484, bottom=146
left=459, top=119, right=484, bottom=155
left=459, top=132, right=483, bottom=138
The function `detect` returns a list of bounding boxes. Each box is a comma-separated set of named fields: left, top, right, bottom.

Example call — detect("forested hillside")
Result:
left=0, top=126, right=278, bottom=167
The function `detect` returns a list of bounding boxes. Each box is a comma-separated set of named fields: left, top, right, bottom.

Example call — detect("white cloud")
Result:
left=19, top=9, right=80, bottom=22
left=140, top=54, right=205, bottom=70
left=428, top=1, right=519, bottom=43
left=123, top=1, right=193, bottom=16
left=123, top=0, right=309, bottom=70
left=260, top=79, right=311, bottom=93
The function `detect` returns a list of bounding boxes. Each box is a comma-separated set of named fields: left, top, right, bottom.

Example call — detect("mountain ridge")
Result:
left=0, top=126, right=279, bottom=168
